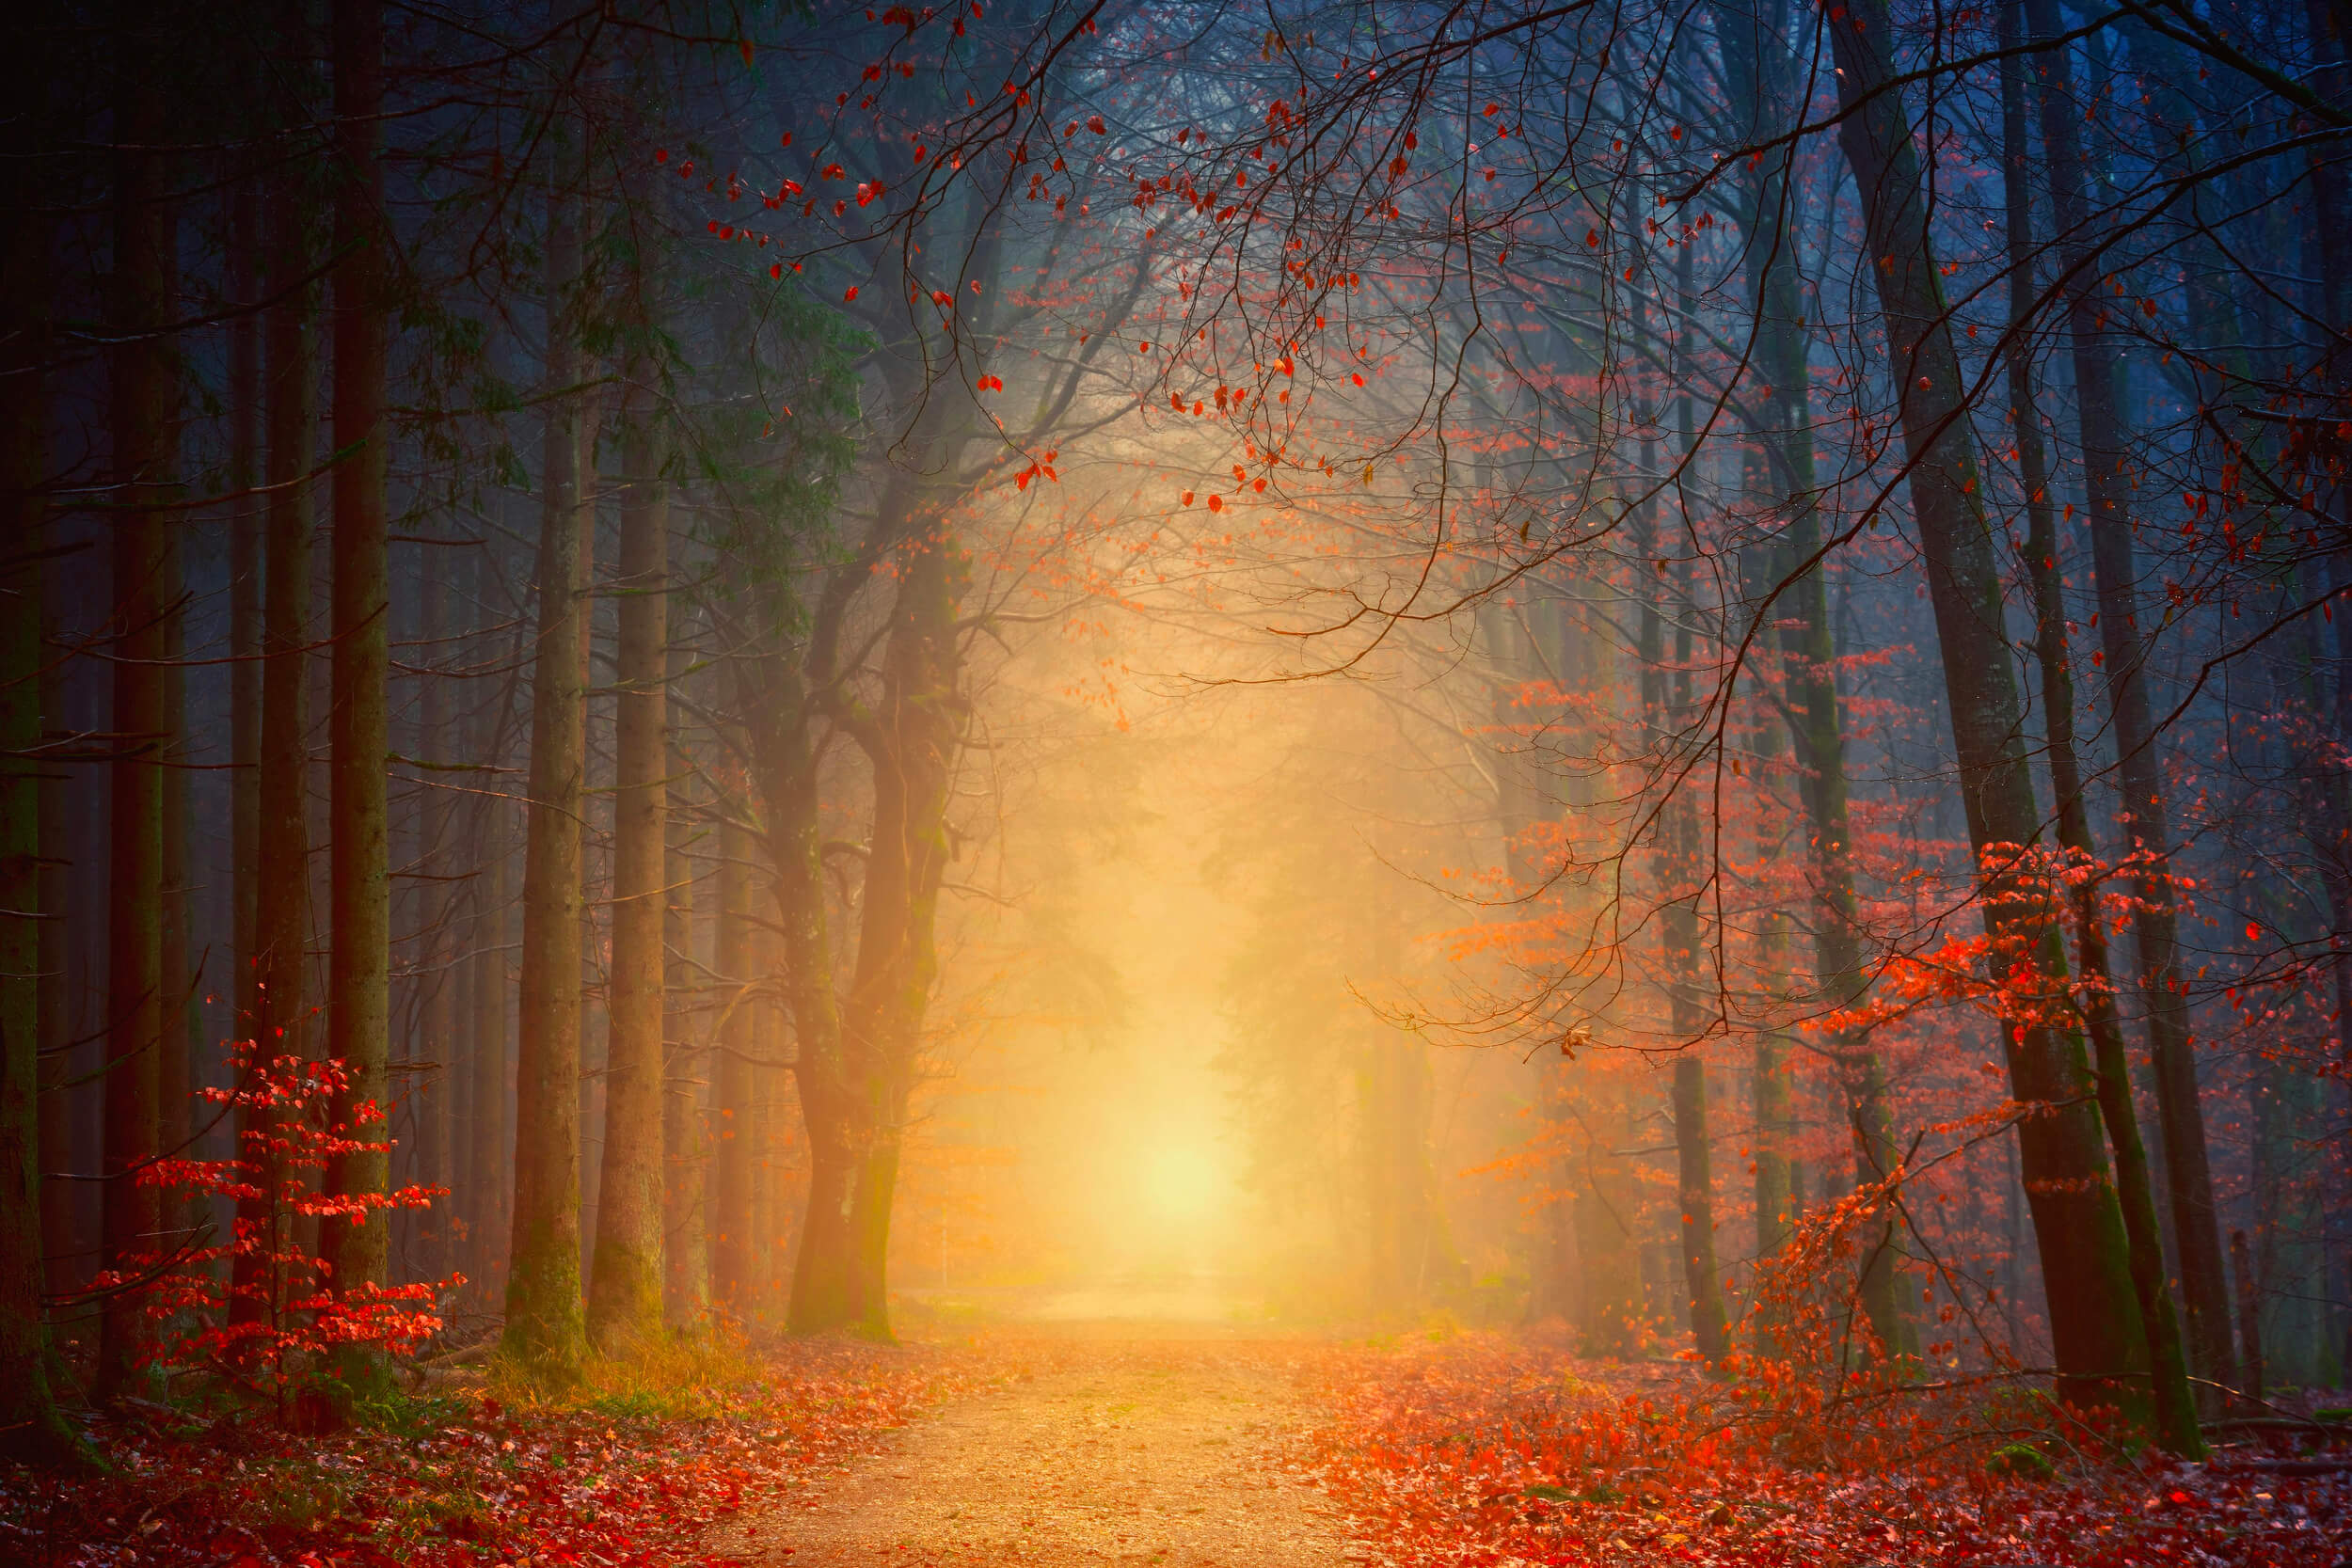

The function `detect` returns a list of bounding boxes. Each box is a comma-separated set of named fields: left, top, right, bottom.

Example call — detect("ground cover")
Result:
left=1301, top=1333, right=2350, bottom=1567
left=0, top=1334, right=996, bottom=1568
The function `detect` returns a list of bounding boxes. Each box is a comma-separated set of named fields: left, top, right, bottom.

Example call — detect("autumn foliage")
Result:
left=88, top=1040, right=455, bottom=1412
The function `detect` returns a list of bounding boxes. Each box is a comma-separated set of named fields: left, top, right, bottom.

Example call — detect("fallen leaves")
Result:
left=1, top=1337, right=995, bottom=1568
left=1298, top=1334, right=2351, bottom=1568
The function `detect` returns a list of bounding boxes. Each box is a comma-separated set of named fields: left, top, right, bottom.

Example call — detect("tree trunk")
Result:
left=99, top=0, right=180, bottom=1399
left=1821, top=0, right=2148, bottom=1417
left=2231, top=1227, right=2264, bottom=1402
left=0, top=30, right=72, bottom=1447
left=588, top=341, right=669, bottom=1349
left=469, top=802, right=509, bottom=1302
left=320, top=0, right=393, bottom=1394
left=236, top=5, right=317, bottom=1330
left=1669, top=1055, right=1728, bottom=1359
left=2020, top=0, right=2233, bottom=1421
left=1711, top=0, right=1904, bottom=1355
left=230, top=169, right=262, bottom=1105
left=1998, top=0, right=2203, bottom=1457
left=746, top=643, right=861, bottom=1333
left=708, top=815, right=755, bottom=1311
left=503, top=153, right=593, bottom=1381
left=157, top=529, right=192, bottom=1251
left=416, top=555, right=455, bottom=1285
left=662, top=737, right=706, bottom=1327
left=1634, top=278, right=1731, bottom=1360
left=37, top=538, right=73, bottom=1306
left=1572, top=1081, right=1642, bottom=1355
left=831, top=512, right=969, bottom=1339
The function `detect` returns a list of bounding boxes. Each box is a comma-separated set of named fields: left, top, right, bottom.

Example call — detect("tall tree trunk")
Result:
left=2019, top=0, right=2234, bottom=1421
left=228, top=167, right=262, bottom=1255
left=503, top=152, right=593, bottom=1381
left=321, top=0, right=393, bottom=1393
left=1711, top=0, right=1902, bottom=1355
left=1573, top=1080, right=1642, bottom=1354
left=99, top=0, right=180, bottom=1400
left=1820, top=0, right=2149, bottom=1418
left=157, top=533, right=191, bottom=1250
left=1998, top=0, right=2203, bottom=1456
left=1637, top=264, right=1730, bottom=1361
left=754, top=652, right=861, bottom=1335
left=662, top=707, right=707, bottom=1326
left=708, top=815, right=754, bottom=1311
left=416, top=555, right=454, bottom=1285
left=749, top=971, right=777, bottom=1311
left=833, top=515, right=969, bottom=1339
left=236, top=2, right=317, bottom=1330
left=588, top=324, right=669, bottom=1349
left=1662, top=568, right=1727, bottom=1362
left=0, top=24, right=73, bottom=1449
left=469, top=797, right=509, bottom=1302
left=2231, top=1227, right=2264, bottom=1401
left=37, top=535, right=74, bottom=1306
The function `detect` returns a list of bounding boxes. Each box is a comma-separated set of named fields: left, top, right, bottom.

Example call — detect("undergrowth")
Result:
left=0, top=1327, right=996, bottom=1568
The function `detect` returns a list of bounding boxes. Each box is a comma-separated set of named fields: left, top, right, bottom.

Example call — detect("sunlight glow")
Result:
left=1138, top=1140, right=1226, bottom=1225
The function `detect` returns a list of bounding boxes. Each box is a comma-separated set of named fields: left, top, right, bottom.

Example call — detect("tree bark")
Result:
left=2018, top=0, right=2235, bottom=1418
left=742, top=638, right=861, bottom=1334
left=157, top=545, right=191, bottom=1251
left=708, top=815, right=755, bottom=1311
left=1821, top=0, right=2149, bottom=1416
left=230, top=169, right=262, bottom=1102
left=236, top=1, right=318, bottom=1330
left=37, top=534, right=73, bottom=1306
left=1636, top=269, right=1731, bottom=1360
left=1572, top=1082, right=1642, bottom=1355
left=830, top=510, right=970, bottom=1339
left=0, top=25, right=73, bottom=1449
left=1998, top=0, right=2203, bottom=1457
left=2231, top=1227, right=2264, bottom=1401
left=99, top=0, right=179, bottom=1399
left=662, top=707, right=707, bottom=1327
left=1713, top=0, right=1903, bottom=1354
left=320, top=0, right=393, bottom=1389
left=503, top=150, right=594, bottom=1380
left=469, top=798, right=509, bottom=1302
left=416, top=555, right=455, bottom=1285
left=588, top=333, right=670, bottom=1349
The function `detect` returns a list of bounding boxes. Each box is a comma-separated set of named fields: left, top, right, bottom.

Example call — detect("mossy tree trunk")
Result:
left=503, top=145, right=594, bottom=1383
left=588, top=213, right=671, bottom=1346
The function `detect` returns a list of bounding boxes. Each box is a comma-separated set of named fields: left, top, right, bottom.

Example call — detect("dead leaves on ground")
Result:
left=0, top=1338, right=999, bottom=1568
left=1296, top=1335, right=2349, bottom=1567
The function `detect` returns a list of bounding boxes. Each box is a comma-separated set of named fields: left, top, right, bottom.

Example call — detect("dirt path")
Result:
left=716, top=1333, right=1351, bottom=1567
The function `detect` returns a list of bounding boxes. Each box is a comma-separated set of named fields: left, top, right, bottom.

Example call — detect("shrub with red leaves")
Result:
left=87, top=1040, right=458, bottom=1413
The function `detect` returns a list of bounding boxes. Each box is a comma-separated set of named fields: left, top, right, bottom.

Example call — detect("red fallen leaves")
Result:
left=1, top=1338, right=996, bottom=1568
left=1301, top=1335, right=2348, bottom=1567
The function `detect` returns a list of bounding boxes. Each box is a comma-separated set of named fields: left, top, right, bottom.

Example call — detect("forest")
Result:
left=1, top=0, right=2348, bottom=1562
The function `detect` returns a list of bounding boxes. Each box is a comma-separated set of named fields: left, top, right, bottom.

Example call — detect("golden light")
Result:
left=1138, top=1139, right=1227, bottom=1225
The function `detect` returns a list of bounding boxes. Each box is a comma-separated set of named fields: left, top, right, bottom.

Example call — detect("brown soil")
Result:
left=714, top=1330, right=1350, bottom=1567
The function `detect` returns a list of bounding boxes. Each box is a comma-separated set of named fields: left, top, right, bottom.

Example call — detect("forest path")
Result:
left=718, top=1328, right=1351, bottom=1567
